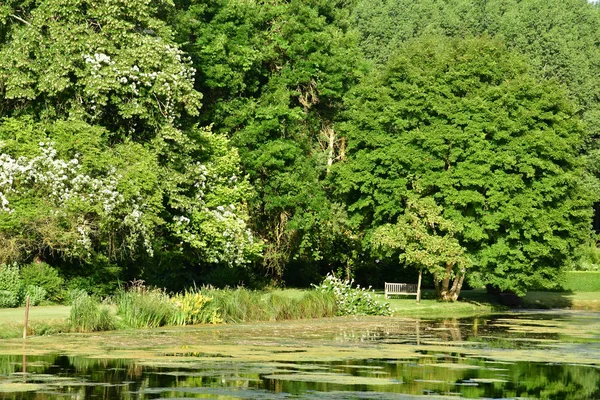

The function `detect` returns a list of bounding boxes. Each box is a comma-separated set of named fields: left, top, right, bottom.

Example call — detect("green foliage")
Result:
left=372, top=193, right=469, bottom=301
left=313, top=273, right=392, bottom=316
left=575, top=243, right=600, bottom=271
left=296, top=290, right=338, bottom=319
left=24, top=285, right=47, bottom=306
left=563, top=272, right=600, bottom=292
left=0, top=0, right=259, bottom=279
left=173, top=0, right=362, bottom=280
left=337, top=36, right=593, bottom=296
left=0, top=118, right=163, bottom=263
left=200, top=287, right=338, bottom=322
left=0, top=263, right=21, bottom=307
left=64, top=258, right=123, bottom=298
left=69, top=292, right=115, bottom=333
left=170, top=289, right=220, bottom=325
left=0, top=290, right=19, bottom=308
left=0, top=0, right=201, bottom=138
left=352, top=0, right=600, bottom=200
left=0, top=263, right=20, bottom=294
left=20, top=262, right=63, bottom=302
left=0, top=117, right=258, bottom=270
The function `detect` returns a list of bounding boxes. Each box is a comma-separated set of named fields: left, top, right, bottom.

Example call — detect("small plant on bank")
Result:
left=314, top=273, right=392, bottom=316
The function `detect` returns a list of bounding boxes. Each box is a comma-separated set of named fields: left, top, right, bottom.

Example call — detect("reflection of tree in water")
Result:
left=493, top=363, right=600, bottom=399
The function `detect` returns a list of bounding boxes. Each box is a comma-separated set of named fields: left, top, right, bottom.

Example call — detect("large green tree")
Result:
left=336, top=36, right=593, bottom=295
left=173, top=0, right=361, bottom=281
left=352, top=0, right=600, bottom=196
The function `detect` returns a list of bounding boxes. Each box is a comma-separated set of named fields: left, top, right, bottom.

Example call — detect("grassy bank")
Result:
left=379, top=289, right=600, bottom=316
left=1, top=288, right=598, bottom=340
left=0, top=287, right=342, bottom=339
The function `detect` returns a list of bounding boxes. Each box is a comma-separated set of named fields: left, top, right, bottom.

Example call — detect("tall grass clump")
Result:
left=201, top=287, right=266, bottom=323
left=297, top=290, right=337, bottom=318
left=116, top=283, right=177, bottom=328
left=69, top=291, right=115, bottom=332
left=314, top=273, right=392, bottom=316
left=200, top=287, right=338, bottom=322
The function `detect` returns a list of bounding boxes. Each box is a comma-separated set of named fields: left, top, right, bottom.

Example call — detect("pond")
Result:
left=0, top=311, right=599, bottom=399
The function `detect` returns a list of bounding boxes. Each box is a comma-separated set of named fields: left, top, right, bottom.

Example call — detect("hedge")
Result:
left=563, top=271, right=600, bottom=292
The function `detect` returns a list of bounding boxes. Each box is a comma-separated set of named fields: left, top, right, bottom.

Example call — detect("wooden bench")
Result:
left=385, top=282, right=419, bottom=299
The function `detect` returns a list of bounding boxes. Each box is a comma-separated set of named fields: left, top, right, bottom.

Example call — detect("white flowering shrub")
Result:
left=0, top=140, right=157, bottom=258
left=0, top=118, right=260, bottom=267
left=313, top=273, right=392, bottom=316
left=0, top=119, right=163, bottom=262
left=167, top=128, right=262, bottom=266
left=0, top=0, right=260, bottom=271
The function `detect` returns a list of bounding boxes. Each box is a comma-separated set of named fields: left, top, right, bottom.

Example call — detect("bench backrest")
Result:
left=385, top=282, right=417, bottom=293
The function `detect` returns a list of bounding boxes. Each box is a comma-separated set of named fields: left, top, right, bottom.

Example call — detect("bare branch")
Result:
left=10, top=14, right=31, bottom=26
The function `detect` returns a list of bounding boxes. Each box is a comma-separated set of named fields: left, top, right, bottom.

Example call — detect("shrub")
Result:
left=69, top=292, right=115, bottom=332
left=64, top=256, right=122, bottom=298
left=0, top=290, right=19, bottom=308
left=576, top=244, right=600, bottom=271
left=313, top=273, right=392, bottom=316
left=24, top=285, right=47, bottom=306
left=20, top=262, right=64, bottom=302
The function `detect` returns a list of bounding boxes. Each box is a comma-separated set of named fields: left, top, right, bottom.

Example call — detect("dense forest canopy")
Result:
left=0, top=0, right=598, bottom=299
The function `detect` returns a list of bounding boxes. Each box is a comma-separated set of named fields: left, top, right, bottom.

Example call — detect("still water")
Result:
left=0, top=311, right=599, bottom=399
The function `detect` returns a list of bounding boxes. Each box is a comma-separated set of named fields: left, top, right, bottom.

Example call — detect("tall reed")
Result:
left=201, top=287, right=337, bottom=323
left=69, top=292, right=115, bottom=333
left=115, top=288, right=177, bottom=328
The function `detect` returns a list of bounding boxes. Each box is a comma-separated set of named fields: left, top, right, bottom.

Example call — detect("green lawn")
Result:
left=372, top=289, right=506, bottom=318
left=0, top=305, right=70, bottom=324
left=0, top=305, right=71, bottom=339
left=377, top=289, right=600, bottom=317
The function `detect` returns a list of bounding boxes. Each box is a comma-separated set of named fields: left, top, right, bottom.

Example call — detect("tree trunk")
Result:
left=438, top=265, right=466, bottom=302
left=438, top=262, right=454, bottom=301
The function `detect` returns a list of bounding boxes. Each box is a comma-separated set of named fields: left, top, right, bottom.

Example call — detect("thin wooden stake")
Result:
left=23, top=295, right=30, bottom=339
left=416, top=268, right=423, bottom=303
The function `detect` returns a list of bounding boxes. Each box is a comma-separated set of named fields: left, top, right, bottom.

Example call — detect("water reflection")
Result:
left=0, top=312, right=598, bottom=399
left=1, top=353, right=599, bottom=399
